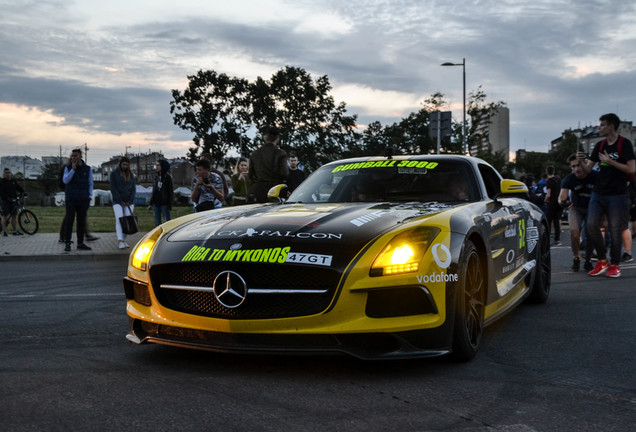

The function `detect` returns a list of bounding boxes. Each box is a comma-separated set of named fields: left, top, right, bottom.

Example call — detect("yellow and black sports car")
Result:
left=124, top=155, right=550, bottom=360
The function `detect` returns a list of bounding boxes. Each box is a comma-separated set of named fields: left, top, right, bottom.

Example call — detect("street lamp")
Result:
left=441, top=58, right=467, bottom=155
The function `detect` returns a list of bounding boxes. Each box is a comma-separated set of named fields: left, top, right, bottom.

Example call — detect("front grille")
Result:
left=149, top=262, right=341, bottom=319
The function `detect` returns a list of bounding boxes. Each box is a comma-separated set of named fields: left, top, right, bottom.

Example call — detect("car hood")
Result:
left=151, top=202, right=454, bottom=269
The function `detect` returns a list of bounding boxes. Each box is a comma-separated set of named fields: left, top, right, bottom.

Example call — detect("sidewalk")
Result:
left=0, top=231, right=147, bottom=261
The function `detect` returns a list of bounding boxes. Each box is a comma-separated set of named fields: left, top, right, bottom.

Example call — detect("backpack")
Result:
left=599, top=136, right=635, bottom=181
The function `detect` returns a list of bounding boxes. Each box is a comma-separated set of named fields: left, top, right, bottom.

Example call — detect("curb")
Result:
left=0, top=232, right=144, bottom=263
left=0, top=253, right=130, bottom=263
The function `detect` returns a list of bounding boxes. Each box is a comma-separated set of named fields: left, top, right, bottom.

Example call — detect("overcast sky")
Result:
left=1, top=0, right=635, bottom=166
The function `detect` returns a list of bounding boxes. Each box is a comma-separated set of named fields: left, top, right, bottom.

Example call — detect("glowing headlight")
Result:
left=132, top=227, right=163, bottom=271
left=391, top=245, right=414, bottom=264
left=370, top=227, right=440, bottom=276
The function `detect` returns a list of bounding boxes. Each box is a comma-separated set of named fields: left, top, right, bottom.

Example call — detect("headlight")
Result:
left=132, top=226, right=163, bottom=271
left=370, top=227, right=440, bottom=276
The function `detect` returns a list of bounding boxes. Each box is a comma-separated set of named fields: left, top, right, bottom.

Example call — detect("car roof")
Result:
left=322, top=154, right=487, bottom=168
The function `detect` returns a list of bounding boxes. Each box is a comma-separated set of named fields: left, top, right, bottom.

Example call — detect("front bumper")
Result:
left=126, top=317, right=452, bottom=360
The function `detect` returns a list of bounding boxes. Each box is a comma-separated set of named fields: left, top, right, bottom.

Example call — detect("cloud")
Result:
left=0, top=103, right=191, bottom=163
left=1, top=0, right=635, bottom=166
left=0, top=74, right=176, bottom=135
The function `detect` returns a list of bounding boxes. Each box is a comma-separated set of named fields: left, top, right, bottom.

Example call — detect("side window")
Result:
left=478, top=164, right=501, bottom=199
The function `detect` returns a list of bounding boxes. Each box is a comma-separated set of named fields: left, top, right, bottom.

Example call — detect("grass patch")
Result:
left=24, top=205, right=195, bottom=233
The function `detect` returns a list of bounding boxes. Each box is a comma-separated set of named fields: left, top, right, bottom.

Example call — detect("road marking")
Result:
left=0, top=293, right=122, bottom=299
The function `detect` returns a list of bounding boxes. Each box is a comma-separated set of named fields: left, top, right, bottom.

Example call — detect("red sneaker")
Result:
left=606, top=264, right=621, bottom=278
left=588, top=260, right=609, bottom=276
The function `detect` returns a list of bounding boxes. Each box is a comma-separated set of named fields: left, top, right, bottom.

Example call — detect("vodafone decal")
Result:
left=431, top=243, right=451, bottom=269
left=416, top=243, right=458, bottom=284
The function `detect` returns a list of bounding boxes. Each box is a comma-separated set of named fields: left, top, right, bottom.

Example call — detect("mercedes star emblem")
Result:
left=212, top=271, right=248, bottom=308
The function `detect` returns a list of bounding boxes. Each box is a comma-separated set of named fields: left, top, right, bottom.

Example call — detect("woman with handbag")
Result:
left=110, top=156, right=136, bottom=249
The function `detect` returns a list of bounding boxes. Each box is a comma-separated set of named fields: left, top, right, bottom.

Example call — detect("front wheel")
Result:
left=527, top=222, right=550, bottom=304
left=451, top=240, right=485, bottom=361
left=18, top=209, right=39, bottom=235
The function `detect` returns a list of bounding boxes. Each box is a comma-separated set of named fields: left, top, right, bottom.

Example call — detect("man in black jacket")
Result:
left=286, top=154, right=305, bottom=194
left=148, top=159, right=174, bottom=226
left=248, top=126, right=288, bottom=203
left=543, top=166, right=562, bottom=245
left=0, top=168, right=25, bottom=236
left=62, top=149, right=93, bottom=251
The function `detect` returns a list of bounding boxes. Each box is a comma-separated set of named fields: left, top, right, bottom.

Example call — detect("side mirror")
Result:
left=494, top=179, right=528, bottom=202
left=499, top=179, right=528, bottom=194
left=267, top=184, right=289, bottom=203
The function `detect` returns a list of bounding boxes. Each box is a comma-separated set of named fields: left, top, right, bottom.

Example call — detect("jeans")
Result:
left=569, top=206, right=593, bottom=259
left=65, top=197, right=90, bottom=244
left=587, top=192, right=629, bottom=265
left=546, top=205, right=562, bottom=242
left=152, top=205, right=171, bottom=227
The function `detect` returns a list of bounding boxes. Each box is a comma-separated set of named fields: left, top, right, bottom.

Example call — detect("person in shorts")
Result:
left=0, top=168, right=25, bottom=236
left=558, top=154, right=598, bottom=271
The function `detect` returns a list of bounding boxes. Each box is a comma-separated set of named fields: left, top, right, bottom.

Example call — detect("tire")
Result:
left=451, top=240, right=485, bottom=361
left=18, top=209, right=39, bottom=235
left=527, top=222, right=551, bottom=304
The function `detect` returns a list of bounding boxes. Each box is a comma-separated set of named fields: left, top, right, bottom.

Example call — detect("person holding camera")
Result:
left=191, top=158, right=225, bottom=212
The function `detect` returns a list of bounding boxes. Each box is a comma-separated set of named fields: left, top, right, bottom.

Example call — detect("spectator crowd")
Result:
left=524, top=113, right=635, bottom=278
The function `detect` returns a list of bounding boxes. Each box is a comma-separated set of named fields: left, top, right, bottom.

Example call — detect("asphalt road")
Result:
left=1, top=245, right=635, bottom=431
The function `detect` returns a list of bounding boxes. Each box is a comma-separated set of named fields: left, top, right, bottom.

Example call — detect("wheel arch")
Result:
left=466, top=231, right=488, bottom=304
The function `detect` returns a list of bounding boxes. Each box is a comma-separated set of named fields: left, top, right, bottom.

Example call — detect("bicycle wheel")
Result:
left=18, top=209, right=39, bottom=235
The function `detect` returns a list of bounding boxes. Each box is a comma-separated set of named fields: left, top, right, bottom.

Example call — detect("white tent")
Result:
left=55, top=192, right=65, bottom=207
left=93, top=189, right=112, bottom=206
left=133, top=185, right=153, bottom=205
left=55, top=189, right=112, bottom=206
left=174, top=186, right=193, bottom=205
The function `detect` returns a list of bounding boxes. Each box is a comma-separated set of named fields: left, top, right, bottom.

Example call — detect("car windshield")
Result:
left=287, top=159, right=480, bottom=204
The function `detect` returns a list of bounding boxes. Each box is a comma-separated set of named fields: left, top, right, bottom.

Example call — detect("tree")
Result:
left=422, top=92, right=447, bottom=112
left=475, top=146, right=508, bottom=172
left=550, top=130, right=579, bottom=176
left=250, top=66, right=359, bottom=171
left=170, top=70, right=251, bottom=164
left=515, top=151, right=551, bottom=180
left=466, top=86, right=506, bottom=156
left=38, top=163, right=63, bottom=196
left=171, top=67, right=359, bottom=172
left=421, top=92, right=462, bottom=154
left=383, top=109, right=433, bottom=155
left=357, top=121, right=388, bottom=157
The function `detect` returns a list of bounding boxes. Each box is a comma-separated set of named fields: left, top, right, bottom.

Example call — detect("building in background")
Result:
left=169, top=158, right=194, bottom=187
left=471, top=106, right=510, bottom=162
left=91, top=166, right=104, bottom=182
left=100, top=151, right=165, bottom=183
left=42, top=156, right=66, bottom=166
left=0, top=156, right=44, bottom=179
left=550, top=120, right=636, bottom=154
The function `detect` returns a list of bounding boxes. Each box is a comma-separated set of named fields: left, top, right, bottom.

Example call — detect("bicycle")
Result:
left=2, top=194, right=39, bottom=235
